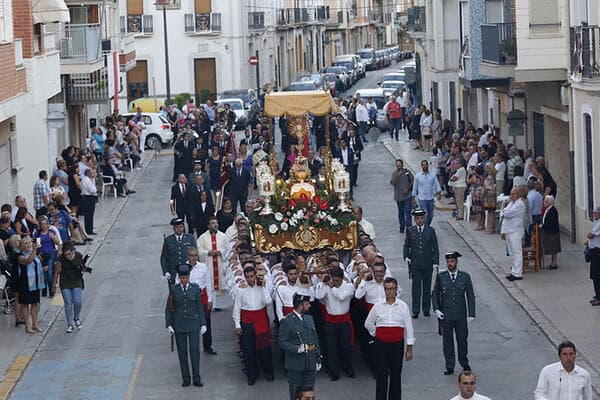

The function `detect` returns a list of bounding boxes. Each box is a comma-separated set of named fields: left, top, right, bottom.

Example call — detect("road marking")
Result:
left=124, top=354, right=143, bottom=400
left=0, top=356, right=31, bottom=400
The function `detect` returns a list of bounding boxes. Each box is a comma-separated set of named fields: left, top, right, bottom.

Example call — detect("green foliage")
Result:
left=172, top=93, right=191, bottom=109
left=199, top=89, right=212, bottom=103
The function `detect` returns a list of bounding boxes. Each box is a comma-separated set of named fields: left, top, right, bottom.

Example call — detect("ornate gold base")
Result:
left=253, top=221, right=358, bottom=253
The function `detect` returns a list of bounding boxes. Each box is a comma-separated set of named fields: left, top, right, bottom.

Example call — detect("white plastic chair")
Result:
left=101, top=175, right=116, bottom=198
left=464, top=193, right=472, bottom=222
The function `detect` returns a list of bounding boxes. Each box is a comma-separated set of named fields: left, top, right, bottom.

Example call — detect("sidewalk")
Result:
left=385, top=136, right=600, bottom=391
left=0, top=151, right=156, bottom=399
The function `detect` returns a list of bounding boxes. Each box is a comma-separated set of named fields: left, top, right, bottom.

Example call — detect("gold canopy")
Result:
left=264, top=90, right=340, bottom=117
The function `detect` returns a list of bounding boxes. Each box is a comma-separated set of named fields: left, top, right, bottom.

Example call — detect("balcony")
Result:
left=66, top=68, right=109, bottom=105
left=248, top=12, right=265, bottom=30
left=184, top=13, right=222, bottom=35
left=301, top=8, right=309, bottom=23
left=316, top=6, right=329, bottom=21
left=118, top=33, right=136, bottom=72
left=120, top=15, right=153, bottom=37
left=571, top=25, right=600, bottom=80
left=407, top=6, right=425, bottom=37
left=58, top=23, right=103, bottom=75
left=287, top=8, right=301, bottom=24
left=276, top=9, right=287, bottom=26
left=479, top=22, right=516, bottom=78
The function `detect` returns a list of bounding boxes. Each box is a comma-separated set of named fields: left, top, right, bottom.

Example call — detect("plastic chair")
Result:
left=101, top=174, right=116, bottom=198
left=464, top=193, right=472, bottom=222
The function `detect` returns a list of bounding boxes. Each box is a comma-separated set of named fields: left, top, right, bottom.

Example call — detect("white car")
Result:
left=354, top=88, right=389, bottom=132
left=122, top=112, right=173, bottom=150
left=215, top=98, right=250, bottom=130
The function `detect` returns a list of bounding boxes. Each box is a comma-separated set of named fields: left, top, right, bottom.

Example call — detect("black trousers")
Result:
left=175, top=330, right=201, bottom=384
left=373, top=340, right=404, bottom=400
left=411, top=268, right=432, bottom=315
left=202, top=307, right=212, bottom=350
left=81, top=195, right=96, bottom=233
left=231, top=194, right=248, bottom=214
left=310, top=301, right=328, bottom=367
left=441, top=319, right=469, bottom=370
left=287, top=369, right=316, bottom=400
left=240, top=321, right=273, bottom=380
left=325, top=321, right=353, bottom=376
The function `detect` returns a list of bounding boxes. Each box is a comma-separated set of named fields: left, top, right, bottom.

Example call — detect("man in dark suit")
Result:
left=432, top=251, right=476, bottom=375
left=335, top=138, right=354, bottom=197
left=166, top=264, right=207, bottom=387
left=229, top=158, right=252, bottom=212
left=171, top=174, right=192, bottom=232
left=254, top=134, right=270, bottom=155
left=174, top=131, right=195, bottom=177
left=403, top=208, right=439, bottom=318
left=160, top=218, right=197, bottom=283
left=279, top=294, right=320, bottom=400
left=188, top=160, right=211, bottom=191
left=348, top=128, right=364, bottom=187
left=307, top=149, right=321, bottom=178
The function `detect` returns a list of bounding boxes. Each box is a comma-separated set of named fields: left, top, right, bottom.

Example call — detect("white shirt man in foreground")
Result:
left=450, top=371, right=492, bottom=400
left=534, top=340, right=592, bottom=400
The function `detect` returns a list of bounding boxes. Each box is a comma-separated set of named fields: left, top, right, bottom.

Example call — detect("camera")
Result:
left=79, top=254, right=92, bottom=274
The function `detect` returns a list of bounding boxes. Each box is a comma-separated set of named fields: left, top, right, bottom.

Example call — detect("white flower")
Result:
left=296, top=210, right=304, bottom=218
left=269, top=224, right=279, bottom=234
left=289, top=218, right=298, bottom=227
left=274, top=212, right=284, bottom=221
left=329, top=218, right=339, bottom=226
left=280, top=222, right=289, bottom=231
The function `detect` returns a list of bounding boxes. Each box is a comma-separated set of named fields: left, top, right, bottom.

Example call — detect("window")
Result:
left=584, top=113, right=594, bottom=219
left=0, top=0, right=14, bottom=43
left=529, top=0, right=560, bottom=34
left=485, top=0, right=503, bottom=23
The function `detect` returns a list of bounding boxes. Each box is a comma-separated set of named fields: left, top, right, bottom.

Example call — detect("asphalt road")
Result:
left=9, top=66, right=559, bottom=400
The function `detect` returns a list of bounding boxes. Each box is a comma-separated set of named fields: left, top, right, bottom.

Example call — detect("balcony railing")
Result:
left=58, top=24, right=102, bottom=64
left=571, top=25, right=600, bottom=79
left=184, top=13, right=221, bottom=34
left=66, top=68, right=109, bottom=104
left=407, top=6, right=425, bottom=32
left=248, top=12, right=265, bottom=30
left=120, top=15, right=153, bottom=35
left=317, top=6, right=329, bottom=21
left=301, top=8, right=309, bottom=22
left=277, top=9, right=287, bottom=25
left=481, top=22, right=517, bottom=64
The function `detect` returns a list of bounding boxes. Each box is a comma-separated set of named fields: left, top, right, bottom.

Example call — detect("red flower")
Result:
left=313, top=195, right=321, bottom=204
left=281, top=206, right=287, bottom=211
left=320, top=201, right=329, bottom=210
left=314, top=218, right=320, bottom=224
left=300, top=193, right=308, bottom=202
left=290, top=199, right=297, bottom=208
left=283, top=217, right=289, bottom=222
left=303, top=215, right=308, bottom=220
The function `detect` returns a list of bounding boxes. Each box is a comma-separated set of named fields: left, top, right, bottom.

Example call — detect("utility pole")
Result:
left=163, top=6, right=171, bottom=103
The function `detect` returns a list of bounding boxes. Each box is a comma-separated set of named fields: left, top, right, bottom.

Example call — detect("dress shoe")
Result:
left=423, top=311, right=431, bottom=317
left=247, top=379, right=256, bottom=386
left=591, top=300, right=600, bottom=306
left=182, top=381, right=191, bottom=387
left=463, top=365, right=471, bottom=371
left=346, top=368, right=356, bottom=378
left=204, top=348, right=218, bottom=355
left=590, top=296, right=598, bottom=303
left=507, top=275, right=523, bottom=281
left=266, top=373, right=274, bottom=381
left=88, top=232, right=97, bottom=235
left=505, top=274, right=513, bottom=279
left=330, top=374, right=340, bottom=381
left=411, top=313, right=419, bottom=319
left=443, top=369, right=454, bottom=375
left=193, top=381, right=203, bottom=387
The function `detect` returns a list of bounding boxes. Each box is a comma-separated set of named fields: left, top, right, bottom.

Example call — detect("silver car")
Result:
left=354, top=88, right=390, bottom=132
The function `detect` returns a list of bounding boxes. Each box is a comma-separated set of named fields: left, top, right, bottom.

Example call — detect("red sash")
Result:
left=200, top=288, right=210, bottom=315
left=210, top=234, right=220, bottom=291
left=324, top=311, right=355, bottom=347
left=283, top=306, right=294, bottom=316
left=366, top=302, right=375, bottom=312
left=375, top=327, right=405, bottom=343
left=241, top=308, right=271, bottom=350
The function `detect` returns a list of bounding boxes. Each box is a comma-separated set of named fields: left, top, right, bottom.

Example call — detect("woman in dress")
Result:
left=68, top=164, right=82, bottom=217
left=17, top=236, right=45, bottom=333
left=216, top=197, right=235, bottom=233
left=468, top=165, right=485, bottom=230
left=207, top=147, right=223, bottom=204
left=33, top=216, right=61, bottom=297
left=482, top=163, right=498, bottom=234
left=542, top=195, right=561, bottom=270
left=7, top=234, right=25, bottom=326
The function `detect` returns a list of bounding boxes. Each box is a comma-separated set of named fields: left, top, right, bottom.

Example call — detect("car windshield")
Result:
left=325, top=67, right=344, bottom=74
left=369, top=97, right=386, bottom=109
left=322, top=74, right=336, bottom=82
left=333, top=62, right=353, bottom=70
left=217, top=101, right=243, bottom=110
left=382, top=74, right=405, bottom=82
left=288, top=83, right=316, bottom=91
left=381, top=82, right=406, bottom=90
left=357, top=51, right=373, bottom=59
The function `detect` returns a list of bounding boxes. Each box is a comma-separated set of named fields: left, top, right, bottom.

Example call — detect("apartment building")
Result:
left=0, top=0, right=64, bottom=205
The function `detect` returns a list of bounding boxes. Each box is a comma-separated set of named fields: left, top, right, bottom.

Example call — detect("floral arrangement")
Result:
left=249, top=188, right=355, bottom=235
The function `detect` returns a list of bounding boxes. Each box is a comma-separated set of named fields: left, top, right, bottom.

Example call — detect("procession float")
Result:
left=248, top=90, right=358, bottom=255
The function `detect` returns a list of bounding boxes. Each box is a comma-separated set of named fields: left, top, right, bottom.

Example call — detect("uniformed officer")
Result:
left=432, top=252, right=476, bottom=375
left=166, top=264, right=208, bottom=387
left=279, top=294, right=320, bottom=400
left=403, top=208, right=439, bottom=318
left=161, top=218, right=197, bottom=283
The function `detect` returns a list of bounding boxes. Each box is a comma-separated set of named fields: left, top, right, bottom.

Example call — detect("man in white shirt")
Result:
left=355, top=206, right=376, bottom=240
left=365, top=277, right=414, bottom=400
left=500, top=188, right=526, bottom=281
left=80, top=169, right=98, bottom=235
left=275, top=262, right=314, bottom=321
left=450, top=371, right=492, bottom=400
left=534, top=340, right=592, bottom=400
left=466, top=146, right=479, bottom=171
left=356, top=99, right=369, bottom=143
left=315, top=267, right=355, bottom=381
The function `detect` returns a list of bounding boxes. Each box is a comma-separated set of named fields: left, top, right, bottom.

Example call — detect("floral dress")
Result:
left=470, top=174, right=485, bottom=212
left=482, top=175, right=497, bottom=211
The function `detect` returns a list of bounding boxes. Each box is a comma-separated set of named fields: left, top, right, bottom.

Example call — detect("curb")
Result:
left=446, top=219, right=600, bottom=394
left=0, top=152, right=156, bottom=400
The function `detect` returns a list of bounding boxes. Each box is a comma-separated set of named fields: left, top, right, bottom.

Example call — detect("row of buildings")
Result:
left=407, top=0, right=600, bottom=243
left=0, top=0, right=407, bottom=207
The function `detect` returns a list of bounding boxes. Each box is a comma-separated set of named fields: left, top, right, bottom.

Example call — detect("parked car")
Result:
left=332, top=60, right=358, bottom=84
left=122, top=112, right=173, bottom=150
left=286, top=81, right=318, bottom=91
left=380, top=80, right=408, bottom=98
left=321, top=73, right=337, bottom=95
left=378, top=71, right=407, bottom=86
left=354, top=88, right=389, bottom=132
left=335, top=54, right=365, bottom=79
left=357, top=48, right=378, bottom=70
left=215, top=98, right=251, bottom=130
left=322, top=66, right=351, bottom=89
left=220, top=88, right=259, bottom=109
left=398, top=65, right=417, bottom=85
left=375, top=50, right=388, bottom=68
left=299, top=74, right=324, bottom=89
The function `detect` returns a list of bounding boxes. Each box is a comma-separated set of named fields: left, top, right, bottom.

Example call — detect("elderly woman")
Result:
left=542, top=196, right=561, bottom=269
left=7, top=234, right=25, bottom=326
left=17, top=236, right=45, bottom=333
left=482, top=163, right=497, bottom=234
left=586, top=207, right=600, bottom=306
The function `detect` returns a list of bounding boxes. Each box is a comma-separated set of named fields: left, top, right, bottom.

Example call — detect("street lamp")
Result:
left=155, top=0, right=173, bottom=103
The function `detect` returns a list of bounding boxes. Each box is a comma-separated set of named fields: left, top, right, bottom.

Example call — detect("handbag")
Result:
left=584, top=245, right=591, bottom=263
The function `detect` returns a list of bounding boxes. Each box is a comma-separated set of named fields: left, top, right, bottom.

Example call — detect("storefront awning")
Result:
left=264, top=90, right=340, bottom=117
left=32, top=0, right=70, bottom=24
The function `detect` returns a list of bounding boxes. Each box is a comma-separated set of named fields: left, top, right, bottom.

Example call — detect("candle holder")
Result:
left=258, top=172, right=275, bottom=215
left=333, top=170, right=351, bottom=212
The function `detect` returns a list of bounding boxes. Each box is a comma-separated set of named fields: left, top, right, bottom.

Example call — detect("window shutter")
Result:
left=195, top=0, right=211, bottom=14
left=127, top=0, right=143, bottom=15
left=529, top=0, right=560, bottom=34
left=0, top=0, right=13, bottom=43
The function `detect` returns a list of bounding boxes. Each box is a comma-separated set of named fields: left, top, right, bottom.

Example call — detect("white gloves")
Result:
left=316, top=362, right=322, bottom=372
left=297, top=344, right=307, bottom=353
left=405, top=258, right=411, bottom=264
left=167, top=326, right=175, bottom=335
left=433, top=264, right=439, bottom=269
left=164, top=272, right=171, bottom=280
left=435, top=310, right=444, bottom=320
left=200, top=325, right=207, bottom=335
left=467, top=317, right=475, bottom=322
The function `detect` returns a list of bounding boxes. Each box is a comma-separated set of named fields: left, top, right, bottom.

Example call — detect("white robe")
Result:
left=197, top=230, right=230, bottom=309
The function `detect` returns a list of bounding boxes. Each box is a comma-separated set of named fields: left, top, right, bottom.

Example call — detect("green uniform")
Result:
left=278, top=311, right=320, bottom=400
left=160, top=233, right=196, bottom=280
left=403, top=224, right=439, bottom=315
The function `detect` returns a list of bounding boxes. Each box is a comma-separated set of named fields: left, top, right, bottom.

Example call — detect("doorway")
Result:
left=194, top=58, right=217, bottom=104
